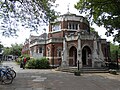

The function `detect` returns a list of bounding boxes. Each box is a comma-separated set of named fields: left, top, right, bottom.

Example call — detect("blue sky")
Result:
left=0, top=0, right=113, bottom=47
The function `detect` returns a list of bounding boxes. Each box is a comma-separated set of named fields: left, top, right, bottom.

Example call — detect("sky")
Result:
left=0, top=0, right=114, bottom=47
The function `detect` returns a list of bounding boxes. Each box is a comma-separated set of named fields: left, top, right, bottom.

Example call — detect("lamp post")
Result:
left=52, top=44, right=55, bottom=68
left=78, top=60, right=80, bottom=70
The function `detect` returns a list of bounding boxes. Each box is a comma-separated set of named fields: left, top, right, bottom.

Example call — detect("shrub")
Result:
left=16, top=56, right=23, bottom=64
left=25, top=57, right=50, bottom=69
left=25, top=58, right=36, bottom=69
left=23, top=54, right=30, bottom=60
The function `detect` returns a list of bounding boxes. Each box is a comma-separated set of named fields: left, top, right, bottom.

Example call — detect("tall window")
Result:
left=57, top=48, right=62, bottom=57
left=47, top=47, right=50, bottom=57
left=68, top=23, right=78, bottom=30
left=58, top=51, right=61, bottom=57
left=39, top=47, right=42, bottom=53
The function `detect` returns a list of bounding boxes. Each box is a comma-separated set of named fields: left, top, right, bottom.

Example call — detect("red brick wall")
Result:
left=46, top=43, right=63, bottom=66
left=81, top=40, right=94, bottom=49
left=51, top=31, right=64, bottom=38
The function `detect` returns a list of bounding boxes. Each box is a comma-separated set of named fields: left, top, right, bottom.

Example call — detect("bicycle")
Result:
left=3, top=66, right=16, bottom=79
left=0, top=68, right=13, bottom=84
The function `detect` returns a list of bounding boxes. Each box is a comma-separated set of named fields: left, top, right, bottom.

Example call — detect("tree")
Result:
left=3, top=47, right=11, bottom=56
left=3, top=43, right=23, bottom=56
left=90, top=27, right=99, bottom=38
left=110, top=43, right=120, bottom=61
left=0, top=44, right=4, bottom=53
left=75, top=0, right=120, bottom=43
left=0, top=0, right=57, bottom=37
left=0, top=44, right=4, bottom=49
left=10, top=43, right=23, bottom=56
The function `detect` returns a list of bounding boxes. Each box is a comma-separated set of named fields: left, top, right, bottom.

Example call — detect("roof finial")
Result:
left=67, top=3, right=70, bottom=14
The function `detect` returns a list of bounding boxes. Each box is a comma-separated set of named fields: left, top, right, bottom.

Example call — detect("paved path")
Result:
left=0, top=61, right=120, bottom=90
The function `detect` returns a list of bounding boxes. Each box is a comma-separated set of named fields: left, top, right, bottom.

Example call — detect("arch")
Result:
left=68, top=43, right=77, bottom=50
left=82, top=46, right=92, bottom=67
left=69, top=46, right=77, bottom=66
left=82, top=44, right=92, bottom=51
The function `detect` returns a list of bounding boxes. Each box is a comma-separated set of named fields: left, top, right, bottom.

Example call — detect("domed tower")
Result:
left=46, top=12, right=109, bottom=68
left=47, top=13, right=90, bottom=67
left=48, top=12, right=90, bottom=38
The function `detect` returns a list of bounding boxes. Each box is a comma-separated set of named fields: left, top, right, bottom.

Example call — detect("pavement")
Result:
left=0, top=61, right=120, bottom=90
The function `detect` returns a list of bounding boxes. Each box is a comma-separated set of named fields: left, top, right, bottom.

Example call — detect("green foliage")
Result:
left=0, top=44, right=4, bottom=49
left=0, top=44, right=4, bottom=53
left=16, top=54, right=30, bottom=64
left=3, top=47, right=11, bottom=56
left=90, top=27, right=99, bottom=38
left=16, top=57, right=23, bottom=64
left=0, top=0, right=57, bottom=37
left=10, top=43, right=23, bottom=56
left=110, top=43, right=120, bottom=61
left=25, top=57, right=50, bottom=69
left=25, top=58, right=36, bottom=69
left=22, top=54, right=30, bottom=60
left=75, top=0, right=120, bottom=43
left=3, top=43, right=22, bottom=56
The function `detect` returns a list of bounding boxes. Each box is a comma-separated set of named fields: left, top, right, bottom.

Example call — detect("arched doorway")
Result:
left=82, top=46, right=92, bottom=67
left=69, top=46, right=77, bottom=66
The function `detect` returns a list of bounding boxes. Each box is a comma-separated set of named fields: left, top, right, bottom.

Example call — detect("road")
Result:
left=0, top=61, right=120, bottom=90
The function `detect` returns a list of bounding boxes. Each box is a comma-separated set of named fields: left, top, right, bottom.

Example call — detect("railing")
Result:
left=30, top=52, right=43, bottom=59
left=80, top=34, right=95, bottom=40
left=30, top=38, right=63, bottom=47
left=47, top=38, right=63, bottom=43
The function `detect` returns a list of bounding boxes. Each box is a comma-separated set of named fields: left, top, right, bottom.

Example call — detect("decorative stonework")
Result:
left=22, top=13, right=110, bottom=68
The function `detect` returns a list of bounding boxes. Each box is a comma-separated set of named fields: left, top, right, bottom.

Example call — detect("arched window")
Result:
left=57, top=47, right=62, bottom=57
left=39, top=47, right=42, bottom=53
left=47, top=47, right=50, bottom=57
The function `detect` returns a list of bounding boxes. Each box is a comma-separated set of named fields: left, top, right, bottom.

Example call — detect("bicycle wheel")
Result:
left=2, top=73, right=13, bottom=84
left=8, top=70, right=16, bottom=79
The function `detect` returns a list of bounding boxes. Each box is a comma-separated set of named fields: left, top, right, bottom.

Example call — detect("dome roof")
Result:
left=62, top=12, right=76, bottom=16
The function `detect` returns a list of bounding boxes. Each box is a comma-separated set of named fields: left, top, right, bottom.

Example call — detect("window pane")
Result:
left=39, top=47, right=42, bottom=53
left=76, top=24, right=78, bottom=30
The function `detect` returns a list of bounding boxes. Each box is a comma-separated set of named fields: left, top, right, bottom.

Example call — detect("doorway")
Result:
left=69, top=46, right=77, bottom=66
left=82, top=46, right=92, bottom=67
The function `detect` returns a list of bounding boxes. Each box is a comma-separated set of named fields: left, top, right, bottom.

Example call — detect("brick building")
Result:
left=21, top=39, right=30, bottom=55
left=22, top=13, right=110, bottom=68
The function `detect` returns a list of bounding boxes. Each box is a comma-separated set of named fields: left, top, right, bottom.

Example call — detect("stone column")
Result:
left=92, top=38, right=99, bottom=67
left=61, top=37, right=68, bottom=67
left=98, top=41, right=105, bottom=66
left=78, top=24, right=80, bottom=30
left=77, top=33, right=82, bottom=68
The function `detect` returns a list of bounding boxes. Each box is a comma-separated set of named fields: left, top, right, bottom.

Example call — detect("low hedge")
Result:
left=25, top=57, right=50, bottom=69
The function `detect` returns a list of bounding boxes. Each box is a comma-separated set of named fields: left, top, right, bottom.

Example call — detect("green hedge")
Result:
left=25, top=57, right=50, bottom=69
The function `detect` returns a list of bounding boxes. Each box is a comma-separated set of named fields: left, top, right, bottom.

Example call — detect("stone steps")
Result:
left=56, top=67, right=109, bottom=73
left=80, top=68, right=109, bottom=73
